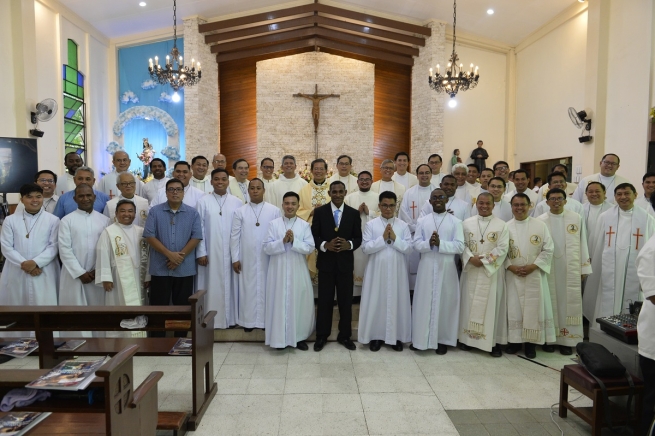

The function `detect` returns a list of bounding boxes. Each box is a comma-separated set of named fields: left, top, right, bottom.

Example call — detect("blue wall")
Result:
left=118, top=39, right=185, bottom=172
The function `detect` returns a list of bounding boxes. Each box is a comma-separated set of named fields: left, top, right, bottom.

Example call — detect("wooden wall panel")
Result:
left=219, top=59, right=259, bottom=179
left=373, top=63, right=412, bottom=180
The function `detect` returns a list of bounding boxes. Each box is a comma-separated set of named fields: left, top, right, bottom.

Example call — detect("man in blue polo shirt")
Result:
left=143, top=178, right=203, bottom=337
left=53, top=166, right=109, bottom=219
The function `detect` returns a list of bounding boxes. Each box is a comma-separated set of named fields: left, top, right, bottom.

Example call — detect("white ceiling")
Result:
left=58, top=0, right=580, bottom=46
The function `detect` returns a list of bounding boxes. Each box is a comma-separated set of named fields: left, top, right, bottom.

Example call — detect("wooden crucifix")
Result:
left=294, top=84, right=340, bottom=158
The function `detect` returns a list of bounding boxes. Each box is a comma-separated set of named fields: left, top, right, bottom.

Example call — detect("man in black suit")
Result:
left=311, top=181, right=362, bottom=351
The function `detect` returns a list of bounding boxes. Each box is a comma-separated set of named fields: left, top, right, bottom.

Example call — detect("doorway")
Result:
left=520, top=157, right=572, bottom=189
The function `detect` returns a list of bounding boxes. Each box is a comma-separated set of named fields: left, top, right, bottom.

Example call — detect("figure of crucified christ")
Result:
left=293, top=84, right=340, bottom=133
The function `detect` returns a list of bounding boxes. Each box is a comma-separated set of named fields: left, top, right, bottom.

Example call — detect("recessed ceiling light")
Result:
left=139, top=2, right=147, bottom=6
left=487, top=9, right=494, bottom=15
left=448, top=99, right=457, bottom=108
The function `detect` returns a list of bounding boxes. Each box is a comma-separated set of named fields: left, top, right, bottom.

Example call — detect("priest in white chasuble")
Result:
left=260, top=158, right=278, bottom=202
left=419, top=175, right=470, bottom=222
left=411, top=188, right=465, bottom=354
left=268, top=155, right=308, bottom=211
left=228, top=159, right=251, bottom=204
left=190, top=156, right=213, bottom=193
left=372, top=159, right=405, bottom=214
left=573, top=153, right=629, bottom=204
left=588, top=183, right=655, bottom=326
left=327, top=155, right=358, bottom=194
left=533, top=172, right=584, bottom=218
left=344, top=171, right=379, bottom=297
left=230, top=179, right=280, bottom=331
left=359, top=191, right=413, bottom=351
left=473, top=177, right=513, bottom=222
left=399, top=164, right=436, bottom=289
left=458, top=193, right=509, bottom=357
left=263, top=192, right=315, bottom=350
left=142, top=158, right=170, bottom=204
left=59, top=184, right=112, bottom=308
left=96, top=199, right=150, bottom=307
left=0, top=184, right=60, bottom=306
left=391, top=152, right=418, bottom=190
left=537, top=188, right=591, bottom=355
left=195, top=169, right=243, bottom=328
left=536, top=164, right=577, bottom=202
left=452, top=163, right=473, bottom=205
left=103, top=172, right=150, bottom=227
left=465, top=164, right=482, bottom=202
left=428, top=154, right=445, bottom=187
left=503, top=169, right=537, bottom=215
left=504, top=193, right=555, bottom=359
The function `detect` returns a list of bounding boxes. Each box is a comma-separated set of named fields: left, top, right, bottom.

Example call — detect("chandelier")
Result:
left=428, top=0, right=479, bottom=100
left=148, top=0, right=201, bottom=101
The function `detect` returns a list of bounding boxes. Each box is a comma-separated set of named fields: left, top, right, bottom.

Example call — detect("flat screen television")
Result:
left=0, top=137, right=38, bottom=193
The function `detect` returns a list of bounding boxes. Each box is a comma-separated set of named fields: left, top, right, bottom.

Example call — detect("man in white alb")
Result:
left=58, top=152, right=83, bottom=195
left=344, top=171, right=380, bottom=297
left=532, top=172, right=584, bottom=218
left=504, top=193, right=555, bottom=359
left=327, top=155, right=358, bottom=194
left=573, top=153, right=629, bottom=204
left=268, top=155, right=308, bottom=211
left=428, top=154, right=445, bottom=186
left=150, top=161, right=206, bottom=208
left=504, top=169, right=537, bottom=213
left=588, top=183, right=655, bottom=326
left=635, top=172, right=655, bottom=217
left=196, top=169, right=243, bottom=328
left=231, top=179, right=280, bottom=331
left=372, top=160, right=405, bottom=212
left=392, top=152, right=418, bottom=190
left=479, top=168, right=494, bottom=194
left=399, top=164, right=435, bottom=289
left=260, top=157, right=277, bottom=188
left=452, top=163, right=473, bottom=205
left=537, top=188, right=591, bottom=356
left=103, top=172, right=149, bottom=227
left=536, top=164, right=577, bottom=201
left=97, top=151, right=145, bottom=199
left=419, top=175, right=471, bottom=222
left=228, top=159, right=251, bottom=204
left=493, top=161, right=516, bottom=194
left=59, top=184, right=111, bottom=310
left=411, top=188, right=465, bottom=354
left=212, top=153, right=227, bottom=170
left=142, top=158, right=170, bottom=204
left=359, top=191, right=413, bottom=352
left=473, top=177, right=513, bottom=222
left=465, top=164, right=481, bottom=201
left=458, top=192, right=509, bottom=357
left=15, top=170, right=59, bottom=214
left=190, top=156, right=212, bottom=193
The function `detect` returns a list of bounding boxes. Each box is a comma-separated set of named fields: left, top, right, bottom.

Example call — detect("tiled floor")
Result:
left=2, top=342, right=605, bottom=435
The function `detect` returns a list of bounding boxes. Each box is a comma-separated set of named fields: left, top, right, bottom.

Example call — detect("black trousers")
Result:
left=149, top=275, right=194, bottom=338
left=316, top=270, right=353, bottom=340
left=641, top=355, right=655, bottom=436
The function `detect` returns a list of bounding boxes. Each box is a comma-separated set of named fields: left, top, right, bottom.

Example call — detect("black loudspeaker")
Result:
left=649, top=142, right=655, bottom=173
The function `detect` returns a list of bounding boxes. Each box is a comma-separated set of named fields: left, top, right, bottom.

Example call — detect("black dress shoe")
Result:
left=337, top=338, right=356, bottom=350
left=314, top=338, right=327, bottom=352
left=504, top=343, right=521, bottom=354
left=391, top=341, right=403, bottom=352
left=524, top=343, right=536, bottom=359
left=559, top=346, right=572, bottom=355
left=458, top=342, right=472, bottom=351
left=490, top=345, right=502, bottom=358
left=244, top=328, right=254, bottom=333
left=435, top=344, right=448, bottom=355
left=541, top=344, right=555, bottom=353
left=296, top=341, right=308, bottom=351
left=369, top=340, right=382, bottom=352
left=352, top=296, right=361, bottom=304
left=409, top=344, right=419, bottom=351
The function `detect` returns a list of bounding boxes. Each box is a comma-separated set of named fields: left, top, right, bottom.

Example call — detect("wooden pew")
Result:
left=0, top=290, right=217, bottom=431
left=0, top=344, right=162, bottom=435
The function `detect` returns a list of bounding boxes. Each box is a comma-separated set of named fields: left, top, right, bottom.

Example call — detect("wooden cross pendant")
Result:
left=480, top=238, right=484, bottom=243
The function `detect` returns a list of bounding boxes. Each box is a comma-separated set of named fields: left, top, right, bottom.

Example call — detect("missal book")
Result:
left=0, top=339, right=38, bottom=358
left=56, top=340, right=86, bottom=351
left=26, top=356, right=109, bottom=391
left=0, top=412, right=51, bottom=435
left=168, top=338, right=192, bottom=356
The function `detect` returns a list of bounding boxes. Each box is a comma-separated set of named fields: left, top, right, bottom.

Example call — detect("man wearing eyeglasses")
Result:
left=532, top=172, right=583, bottom=218
left=150, top=161, right=206, bottom=209
left=371, top=160, right=405, bottom=214
left=103, top=172, right=150, bottom=227
left=493, top=161, right=516, bottom=195
left=212, top=153, right=227, bottom=170
left=572, top=153, right=629, bottom=204
left=97, top=151, right=145, bottom=199
left=328, top=155, right=358, bottom=194
left=259, top=158, right=277, bottom=196
left=144, top=178, right=203, bottom=337
left=14, top=170, right=59, bottom=214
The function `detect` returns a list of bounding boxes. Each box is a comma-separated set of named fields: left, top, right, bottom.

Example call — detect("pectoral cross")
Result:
left=606, top=226, right=615, bottom=247
left=633, top=228, right=643, bottom=250
left=410, top=201, right=417, bottom=219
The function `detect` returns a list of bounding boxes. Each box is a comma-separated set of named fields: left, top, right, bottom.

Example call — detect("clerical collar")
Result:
left=77, top=208, right=93, bottom=215
left=381, top=216, right=394, bottom=224
left=283, top=215, right=296, bottom=221
left=213, top=192, right=228, bottom=197
left=192, top=176, right=207, bottom=182
left=418, top=185, right=431, bottom=189
left=478, top=215, right=493, bottom=221
left=314, top=180, right=326, bottom=186
left=548, top=211, right=564, bottom=217
left=433, top=210, right=447, bottom=215
left=24, top=209, right=40, bottom=217
left=118, top=222, right=134, bottom=229
left=515, top=217, right=530, bottom=223
left=619, top=207, right=634, bottom=214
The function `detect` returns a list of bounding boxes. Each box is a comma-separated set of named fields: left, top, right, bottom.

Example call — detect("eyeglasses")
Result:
left=602, top=161, right=619, bottom=167
left=417, top=172, right=432, bottom=176
left=495, top=166, right=509, bottom=171
left=337, top=161, right=351, bottom=166
left=548, top=197, right=566, bottom=202
left=119, top=182, right=136, bottom=187
left=381, top=167, right=394, bottom=171
left=379, top=204, right=396, bottom=209
left=431, top=195, right=448, bottom=201
left=358, top=178, right=372, bottom=183
left=261, top=166, right=274, bottom=170
left=166, top=188, right=184, bottom=193
left=114, top=158, right=129, bottom=163
left=37, top=178, right=55, bottom=184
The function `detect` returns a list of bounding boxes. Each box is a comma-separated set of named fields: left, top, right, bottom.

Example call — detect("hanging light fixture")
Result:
left=428, top=0, right=479, bottom=99
left=148, top=0, right=201, bottom=100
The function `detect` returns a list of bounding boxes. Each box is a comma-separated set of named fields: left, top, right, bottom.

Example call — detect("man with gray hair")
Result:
left=103, top=172, right=150, bottom=227
left=267, top=155, right=308, bottom=211
left=452, top=163, right=473, bottom=205
left=371, top=159, right=405, bottom=212
left=97, top=150, right=145, bottom=198
left=54, top=166, right=110, bottom=219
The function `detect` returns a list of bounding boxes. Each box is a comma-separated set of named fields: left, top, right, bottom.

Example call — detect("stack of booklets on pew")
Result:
left=26, top=356, right=109, bottom=391
left=0, top=411, right=51, bottom=435
left=0, top=340, right=38, bottom=358
left=168, top=338, right=192, bottom=355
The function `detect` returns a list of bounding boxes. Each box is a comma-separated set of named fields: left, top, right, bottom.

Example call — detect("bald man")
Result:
left=97, top=151, right=145, bottom=198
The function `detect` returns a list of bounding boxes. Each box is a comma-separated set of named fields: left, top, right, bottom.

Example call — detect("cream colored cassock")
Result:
left=587, top=205, right=655, bottom=327
left=399, top=184, right=436, bottom=290
left=142, top=177, right=170, bottom=204
left=504, top=217, right=555, bottom=345
left=536, top=183, right=577, bottom=202
left=532, top=197, right=584, bottom=219
left=344, top=190, right=380, bottom=297
left=262, top=178, right=277, bottom=203
left=57, top=173, right=76, bottom=195
left=230, top=201, right=281, bottom=329
left=196, top=193, right=244, bottom=328
left=392, top=171, right=418, bottom=191
left=504, top=189, right=537, bottom=216
left=96, top=223, right=150, bottom=306
left=328, top=173, right=358, bottom=194
left=581, top=201, right=612, bottom=320
left=635, top=196, right=655, bottom=217
left=358, top=217, right=413, bottom=345
left=411, top=212, right=465, bottom=350
left=58, top=210, right=111, bottom=306
left=419, top=196, right=471, bottom=222
left=97, top=170, right=145, bottom=199
left=103, top=195, right=150, bottom=227
left=458, top=215, right=510, bottom=352
left=572, top=173, right=629, bottom=204
left=191, top=176, right=212, bottom=194
left=263, top=217, right=315, bottom=349
left=471, top=200, right=513, bottom=222
left=455, top=185, right=473, bottom=205
left=371, top=180, right=405, bottom=215
left=150, top=184, right=206, bottom=209
left=537, top=210, right=591, bottom=347
left=228, top=178, right=250, bottom=204
left=0, top=211, right=60, bottom=306
left=267, top=175, right=308, bottom=211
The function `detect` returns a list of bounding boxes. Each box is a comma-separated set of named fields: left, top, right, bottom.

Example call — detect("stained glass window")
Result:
left=63, top=39, right=86, bottom=161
